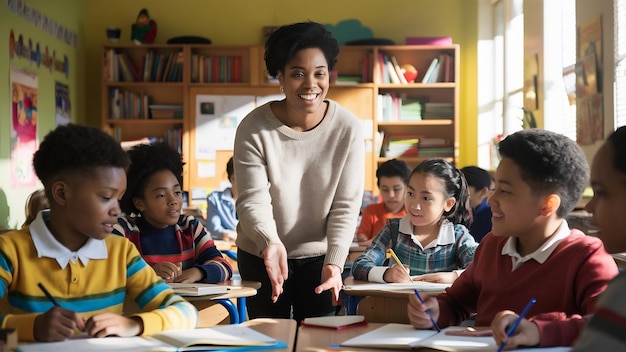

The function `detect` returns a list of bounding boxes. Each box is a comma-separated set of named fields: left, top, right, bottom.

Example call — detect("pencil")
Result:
left=37, top=282, right=61, bottom=307
left=497, top=298, right=537, bottom=352
left=386, top=248, right=412, bottom=281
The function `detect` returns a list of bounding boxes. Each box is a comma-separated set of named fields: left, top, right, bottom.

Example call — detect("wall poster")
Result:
left=10, top=66, right=38, bottom=187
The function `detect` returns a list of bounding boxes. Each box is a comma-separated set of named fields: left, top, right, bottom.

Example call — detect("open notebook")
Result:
left=17, top=324, right=286, bottom=352
left=340, top=324, right=572, bottom=351
left=343, top=281, right=451, bottom=293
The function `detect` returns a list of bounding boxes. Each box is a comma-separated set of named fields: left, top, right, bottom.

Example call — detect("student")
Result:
left=352, top=159, right=478, bottom=284
left=113, top=142, right=232, bottom=284
left=234, top=21, right=364, bottom=321
left=0, top=124, right=197, bottom=342
left=460, top=166, right=493, bottom=242
left=490, top=126, right=626, bottom=351
left=407, top=129, right=618, bottom=347
left=206, top=156, right=238, bottom=242
left=356, top=159, right=411, bottom=247
left=21, top=188, right=48, bottom=228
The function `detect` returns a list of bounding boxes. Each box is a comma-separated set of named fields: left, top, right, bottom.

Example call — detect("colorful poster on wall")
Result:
left=10, top=66, right=38, bottom=187
left=55, top=81, right=70, bottom=125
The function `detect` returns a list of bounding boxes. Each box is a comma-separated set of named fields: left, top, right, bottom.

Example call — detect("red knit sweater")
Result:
left=436, top=229, right=618, bottom=347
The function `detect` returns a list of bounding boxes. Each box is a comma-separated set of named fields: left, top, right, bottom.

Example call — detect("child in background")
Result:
left=206, top=156, right=238, bottom=242
left=460, top=166, right=493, bottom=242
left=0, top=124, right=197, bottom=342
left=490, top=126, right=626, bottom=351
left=356, top=159, right=411, bottom=247
left=408, top=129, right=617, bottom=348
left=113, top=142, right=232, bottom=284
left=21, top=188, right=48, bottom=227
left=352, top=159, right=478, bottom=284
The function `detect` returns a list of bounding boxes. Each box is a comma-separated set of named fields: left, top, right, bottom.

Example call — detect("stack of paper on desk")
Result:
left=169, top=283, right=240, bottom=296
left=17, top=324, right=286, bottom=352
left=343, top=281, right=451, bottom=292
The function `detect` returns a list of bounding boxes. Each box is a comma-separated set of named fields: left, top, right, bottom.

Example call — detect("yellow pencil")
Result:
left=386, top=248, right=412, bottom=280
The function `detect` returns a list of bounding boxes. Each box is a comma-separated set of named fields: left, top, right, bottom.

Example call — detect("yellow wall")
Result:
left=83, top=0, right=479, bottom=165
left=0, top=0, right=86, bottom=229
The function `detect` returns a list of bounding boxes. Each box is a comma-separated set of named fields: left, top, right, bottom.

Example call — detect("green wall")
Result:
left=0, top=0, right=85, bottom=229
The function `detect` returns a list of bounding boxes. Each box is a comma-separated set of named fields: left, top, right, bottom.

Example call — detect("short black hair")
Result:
left=226, top=156, right=234, bottom=179
left=497, top=128, right=588, bottom=218
left=461, top=166, right=492, bottom=190
left=607, top=126, right=626, bottom=174
left=376, top=159, right=411, bottom=187
left=264, top=21, right=340, bottom=77
left=32, top=123, right=129, bottom=193
left=120, top=142, right=183, bottom=215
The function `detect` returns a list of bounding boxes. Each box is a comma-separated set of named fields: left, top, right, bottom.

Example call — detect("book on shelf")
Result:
left=421, top=57, right=440, bottom=83
left=389, top=55, right=408, bottom=84
left=383, top=136, right=420, bottom=158
left=16, top=324, right=286, bottom=352
left=405, top=36, right=453, bottom=45
left=340, top=324, right=497, bottom=351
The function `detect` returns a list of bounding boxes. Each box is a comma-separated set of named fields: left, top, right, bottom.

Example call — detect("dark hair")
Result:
left=264, top=21, right=340, bottom=77
left=497, top=128, right=588, bottom=218
left=607, top=126, right=626, bottom=174
left=460, top=166, right=492, bottom=190
left=376, top=159, right=411, bottom=187
left=33, top=123, right=130, bottom=192
left=412, top=159, right=472, bottom=228
left=226, top=156, right=234, bottom=179
left=120, top=142, right=183, bottom=215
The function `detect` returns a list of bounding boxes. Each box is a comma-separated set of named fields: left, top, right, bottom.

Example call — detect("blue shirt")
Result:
left=206, top=187, right=238, bottom=239
left=469, top=198, right=492, bottom=242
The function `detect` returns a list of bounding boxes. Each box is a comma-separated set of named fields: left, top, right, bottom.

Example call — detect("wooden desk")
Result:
left=243, top=318, right=296, bottom=351
left=347, top=243, right=366, bottom=262
left=182, top=280, right=260, bottom=327
left=297, top=322, right=387, bottom=351
left=342, top=277, right=448, bottom=323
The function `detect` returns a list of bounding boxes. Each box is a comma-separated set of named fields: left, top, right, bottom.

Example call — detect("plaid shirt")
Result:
left=351, top=216, right=477, bottom=282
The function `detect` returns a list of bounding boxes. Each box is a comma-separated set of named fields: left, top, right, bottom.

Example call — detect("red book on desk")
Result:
left=301, top=315, right=367, bottom=330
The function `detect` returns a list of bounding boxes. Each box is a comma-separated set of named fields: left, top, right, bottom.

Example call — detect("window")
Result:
left=615, top=0, right=626, bottom=128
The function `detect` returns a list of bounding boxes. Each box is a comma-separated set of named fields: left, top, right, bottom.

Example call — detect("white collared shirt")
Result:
left=29, top=210, right=108, bottom=269
left=399, top=216, right=456, bottom=250
left=501, top=219, right=571, bottom=271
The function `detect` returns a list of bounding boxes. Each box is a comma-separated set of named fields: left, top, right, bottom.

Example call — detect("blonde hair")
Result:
left=22, top=189, right=49, bottom=228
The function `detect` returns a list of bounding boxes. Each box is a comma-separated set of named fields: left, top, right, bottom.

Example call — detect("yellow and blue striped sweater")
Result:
left=0, top=227, right=198, bottom=341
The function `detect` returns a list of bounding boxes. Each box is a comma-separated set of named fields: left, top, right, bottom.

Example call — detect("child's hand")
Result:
left=85, top=313, right=143, bottom=338
left=490, top=310, right=540, bottom=350
left=383, top=264, right=411, bottom=283
left=173, top=267, right=205, bottom=283
left=34, top=307, right=85, bottom=341
left=412, top=271, right=459, bottom=284
left=407, top=293, right=440, bottom=329
left=152, top=262, right=181, bottom=282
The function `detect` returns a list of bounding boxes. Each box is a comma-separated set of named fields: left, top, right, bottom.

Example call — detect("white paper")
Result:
left=344, top=281, right=451, bottom=293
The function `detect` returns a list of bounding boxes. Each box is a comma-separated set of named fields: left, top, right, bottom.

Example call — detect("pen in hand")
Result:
left=414, top=289, right=441, bottom=332
left=497, top=298, right=537, bottom=352
left=38, top=282, right=61, bottom=307
left=386, top=248, right=412, bottom=281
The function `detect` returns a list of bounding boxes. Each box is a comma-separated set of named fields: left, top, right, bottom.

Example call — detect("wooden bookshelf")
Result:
left=101, top=44, right=459, bottom=201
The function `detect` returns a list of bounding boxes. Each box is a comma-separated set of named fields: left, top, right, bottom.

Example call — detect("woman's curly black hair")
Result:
left=120, top=142, right=183, bottom=215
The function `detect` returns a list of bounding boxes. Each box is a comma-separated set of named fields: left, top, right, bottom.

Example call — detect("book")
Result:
left=17, top=324, right=286, bottom=352
left=343, top=281, right=451, bottom=293
left=168, top=283, right=241, bottom=296
left=340, top=324, right=495, bottom=351
left=421, top=57, right=439, bottom=83
left=301, top=315, right=367, bottom=330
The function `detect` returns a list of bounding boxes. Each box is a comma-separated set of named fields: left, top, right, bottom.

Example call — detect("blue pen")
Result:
left=413, top=289, right=441, bottom=332
left=497, top=298, right=537, bottom=352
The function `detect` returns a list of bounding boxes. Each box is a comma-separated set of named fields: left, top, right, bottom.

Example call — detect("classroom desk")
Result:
left=242, top=318, right=296, bottom=351
left=347, top=243, right=366, bottom=262
left=183, top=280, right=260, bottom=326
left=297, top=322, right=387, bottom=351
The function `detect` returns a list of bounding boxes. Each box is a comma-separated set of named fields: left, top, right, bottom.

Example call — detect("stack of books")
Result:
left=149, top=104, right=183, bottom=119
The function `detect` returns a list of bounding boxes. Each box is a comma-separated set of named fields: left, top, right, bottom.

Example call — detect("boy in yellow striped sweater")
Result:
left=0, top=124, right=197, bottom=342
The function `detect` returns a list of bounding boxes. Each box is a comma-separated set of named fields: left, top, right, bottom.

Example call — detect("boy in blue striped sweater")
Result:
left=0, top=124, right=197, bottom=342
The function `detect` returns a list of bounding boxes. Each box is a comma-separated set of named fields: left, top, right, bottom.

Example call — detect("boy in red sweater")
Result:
left=408, top=129, right=617, bottom=348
